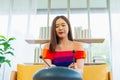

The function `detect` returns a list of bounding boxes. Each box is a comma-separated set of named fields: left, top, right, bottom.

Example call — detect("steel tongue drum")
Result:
left=33, top=66, right=82, bottom=80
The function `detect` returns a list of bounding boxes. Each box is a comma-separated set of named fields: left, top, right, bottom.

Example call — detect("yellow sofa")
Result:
left=10, top=63, right=112, bottom=80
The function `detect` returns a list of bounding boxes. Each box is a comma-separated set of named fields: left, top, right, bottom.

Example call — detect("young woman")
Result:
left=42, top=15, right=86, bottom=73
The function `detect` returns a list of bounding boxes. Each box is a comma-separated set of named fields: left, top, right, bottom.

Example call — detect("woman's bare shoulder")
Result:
left=73, top=41, right=84, bottom=50
left=43, top=43, right=50, bottom=49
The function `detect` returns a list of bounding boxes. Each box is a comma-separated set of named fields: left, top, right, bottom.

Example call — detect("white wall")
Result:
left=110, top=0, right=120, bottom=79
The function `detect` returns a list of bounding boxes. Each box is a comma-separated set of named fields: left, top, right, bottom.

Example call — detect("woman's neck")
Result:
left=56, top=38, right=73, bottom=51
left=59, top=38, right=70, bottom=45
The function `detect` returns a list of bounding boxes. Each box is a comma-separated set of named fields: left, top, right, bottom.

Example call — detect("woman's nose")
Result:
left=59, top=26, right=63, bottom=30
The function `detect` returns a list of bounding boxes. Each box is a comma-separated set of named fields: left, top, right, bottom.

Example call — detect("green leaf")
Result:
left=5, top=51, right=14, bottom=56
left=8, top=37, right=16, bottom=42
left=0, top=39, right=6, bottom=45
left=0, top=56, right=5, bottom=63
left=0, top=57, right=11, bottom=67
left=0, top=49, right=4, bottom=51
left=5, top=59, right=11, bottom=67
left=0, top=35, right=15, bottom=67
left=9, top=47, right=14, bottom=50
left=0, top=39, right=5, bottom=41
left=4, top=42, right=10, bottom=51
left=0, top=35, right=6, bottom=39
left=0, top=52, right=3, bottom=55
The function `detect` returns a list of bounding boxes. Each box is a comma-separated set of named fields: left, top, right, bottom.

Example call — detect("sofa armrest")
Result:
left=10, top=71, right=17, bottom=80
left=108, top=72, right=112, bottom=80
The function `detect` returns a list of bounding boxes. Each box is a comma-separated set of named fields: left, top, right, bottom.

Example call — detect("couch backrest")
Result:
left=17, top=64, right=45, bottom=80
left=83, top=64, right=109, bottom=80
left=17, top=64, right=109, bottom=80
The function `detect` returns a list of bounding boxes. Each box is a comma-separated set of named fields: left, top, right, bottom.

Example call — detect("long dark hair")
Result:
left=49, top=15, right=73, bottom=52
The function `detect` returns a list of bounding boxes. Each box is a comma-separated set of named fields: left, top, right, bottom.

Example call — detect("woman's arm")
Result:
left=69, top=41, right=85, bottom=74
left=44, top=59, right=56, bottom=67
left=42, top=43, right=56, bottom=67
left=68, top=59, right=85, bottom=74
left=75, top=59, right=85, bottom=73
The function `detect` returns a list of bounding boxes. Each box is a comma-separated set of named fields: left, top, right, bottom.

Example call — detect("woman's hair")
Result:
left=49, top=15, right=73, bottom=52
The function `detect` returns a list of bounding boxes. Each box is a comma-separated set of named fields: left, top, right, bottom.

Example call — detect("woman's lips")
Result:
left=58, top=32, right=63, bottom=34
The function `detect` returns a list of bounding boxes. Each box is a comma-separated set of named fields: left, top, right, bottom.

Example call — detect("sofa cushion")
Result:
left=17, top=64, right=44, bottom=80
left=17, top=64, right=109, bottom=80
left=83, top=64, right=109, bottom=80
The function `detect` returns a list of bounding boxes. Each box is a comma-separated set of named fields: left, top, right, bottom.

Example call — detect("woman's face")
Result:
left=55, top=18, right=69, bottom=39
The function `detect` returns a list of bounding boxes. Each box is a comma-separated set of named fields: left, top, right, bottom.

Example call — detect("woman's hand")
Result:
left=68, top=63, right=77, bottom=69
left=50, top=64, right=56, bottom=67
left=44, top=64, right=56, bottom=69
left=68, top=62, right=83, bottom=74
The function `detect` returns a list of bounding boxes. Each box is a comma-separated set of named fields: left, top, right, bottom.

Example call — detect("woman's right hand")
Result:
left=50, top=64, right=56, bottom=67
left=44, top=64, right=56, bottom=69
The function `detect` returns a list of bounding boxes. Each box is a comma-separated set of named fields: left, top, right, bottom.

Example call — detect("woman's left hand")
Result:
left=68, top=63, right=77, bottom=69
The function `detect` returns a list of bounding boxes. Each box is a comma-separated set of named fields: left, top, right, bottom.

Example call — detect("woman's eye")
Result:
left=56, top=26, right=59, bottom=28
left=62, top=25, right=65, bottom=27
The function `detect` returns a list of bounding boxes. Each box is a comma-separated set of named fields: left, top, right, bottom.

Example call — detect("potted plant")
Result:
left=0, top=35, right=15, bottom=67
